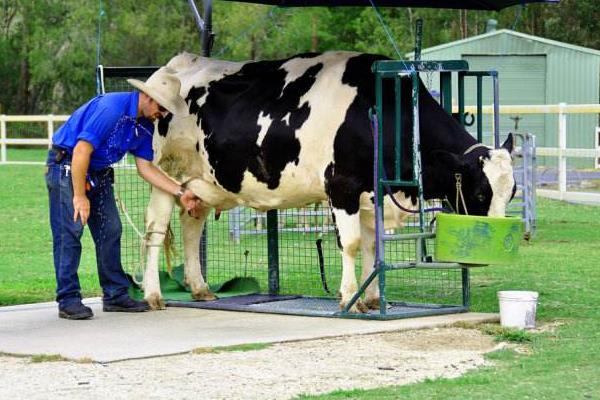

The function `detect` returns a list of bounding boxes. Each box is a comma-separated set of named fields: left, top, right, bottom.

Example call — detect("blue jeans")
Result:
left=46, top=149, right=130, bottom=308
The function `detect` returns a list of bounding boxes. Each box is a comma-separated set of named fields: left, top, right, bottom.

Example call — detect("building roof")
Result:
left=415, top=29, right=600, bottom=58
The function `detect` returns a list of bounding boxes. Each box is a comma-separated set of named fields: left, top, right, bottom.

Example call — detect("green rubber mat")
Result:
left=128, top=265, right=261, bottom=301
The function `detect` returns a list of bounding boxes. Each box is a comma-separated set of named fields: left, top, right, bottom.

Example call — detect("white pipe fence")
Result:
left=2, top=105, right=600, bottom=203
left=0, top=114, right=69, bottom=165
left=457, top=103, right=600, bottom=203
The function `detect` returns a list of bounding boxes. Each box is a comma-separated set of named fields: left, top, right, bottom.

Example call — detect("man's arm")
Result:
left=134, top=157, right=200, bottom=213
left=72, top=140, right=93, bottom=225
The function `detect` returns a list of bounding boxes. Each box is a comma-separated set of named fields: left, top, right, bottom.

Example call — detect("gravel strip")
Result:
left=0, top=327, right=496, bottom=400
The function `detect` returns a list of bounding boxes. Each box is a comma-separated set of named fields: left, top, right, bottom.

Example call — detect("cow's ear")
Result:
left=431, top=150, right=464, bottom=172
left=501, top=133, right=514, bottom=153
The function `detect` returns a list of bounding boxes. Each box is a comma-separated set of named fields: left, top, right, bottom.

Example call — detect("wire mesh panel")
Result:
left=206, top=205, right=341, bottom=297
left=383, top=201, right=464, bottom=306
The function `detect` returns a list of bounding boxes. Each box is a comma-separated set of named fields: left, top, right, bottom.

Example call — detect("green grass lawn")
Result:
left=0, top=160, right=102, bottom=304
left=2, top=149, right=600, bottom=398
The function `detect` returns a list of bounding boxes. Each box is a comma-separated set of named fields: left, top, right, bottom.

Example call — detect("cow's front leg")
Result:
left=144, top=189, right=176, bottom=310
left=360, top=224, right=380, bottom=310
left=181, top=208, right=217, bottom=301
left=331, top=207, right=369, bottom=313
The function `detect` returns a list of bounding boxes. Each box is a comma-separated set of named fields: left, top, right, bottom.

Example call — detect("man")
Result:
left=46, top=69, right=197, bottom=320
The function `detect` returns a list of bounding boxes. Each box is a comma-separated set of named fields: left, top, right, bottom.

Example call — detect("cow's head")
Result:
left=431, top=134, right=516, bottom=217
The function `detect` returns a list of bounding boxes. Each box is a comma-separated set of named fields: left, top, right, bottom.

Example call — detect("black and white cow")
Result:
left=142, top=51, right=515, bottom=312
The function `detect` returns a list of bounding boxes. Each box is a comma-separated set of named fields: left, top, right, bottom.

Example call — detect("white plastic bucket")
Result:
left=497, top=291, right=539, bottom=329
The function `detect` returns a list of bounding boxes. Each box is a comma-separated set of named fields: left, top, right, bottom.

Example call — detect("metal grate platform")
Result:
left=167, top=295, right=467, bottom=320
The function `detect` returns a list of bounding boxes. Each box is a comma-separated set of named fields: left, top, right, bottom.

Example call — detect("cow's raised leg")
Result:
left=143, top=189, right=176, bottom=310
left=360, top=224, right=380, bottom=310
left=180, top=208, right=217, bottom=301
left=331, top=207, right=369, bottom=313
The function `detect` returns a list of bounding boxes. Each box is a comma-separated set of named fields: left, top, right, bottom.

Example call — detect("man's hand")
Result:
left=180, top=189, right=204, bottom=218
left=73, top=194, right=91, bottom=225
left=134, top=157, right=205, bottom=218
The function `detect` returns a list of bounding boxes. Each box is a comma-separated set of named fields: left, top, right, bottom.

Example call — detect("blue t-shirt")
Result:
left=52, top=92, right=154, bottom=171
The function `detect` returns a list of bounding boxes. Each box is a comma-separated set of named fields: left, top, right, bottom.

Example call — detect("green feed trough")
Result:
left=435, top=214, right=523, bottom=265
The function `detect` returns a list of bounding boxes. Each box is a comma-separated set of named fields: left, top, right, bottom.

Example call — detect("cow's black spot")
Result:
left=185, top=86, right=206, bottom=125
left=188, top=58, right=322, bottom=193
left=329, top=54, right=414, bottom=214
left=325, top=163, right=343, bottom=249
left=157, top=113, right=172, bottom=137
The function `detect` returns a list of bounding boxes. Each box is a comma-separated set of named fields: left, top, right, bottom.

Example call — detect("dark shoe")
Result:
left=58, top=303, right=93, bottom=320
left=103, top=296, right=150, bottom=312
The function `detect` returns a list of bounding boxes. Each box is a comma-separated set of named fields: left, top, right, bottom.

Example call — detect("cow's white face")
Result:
left=482, top=149, right=515, bottom=217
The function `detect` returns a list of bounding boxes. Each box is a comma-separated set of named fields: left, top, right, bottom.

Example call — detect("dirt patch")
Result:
left=0, top=327, right=497, bottom=400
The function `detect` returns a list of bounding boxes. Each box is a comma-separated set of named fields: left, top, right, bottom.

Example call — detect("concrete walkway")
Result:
left=0, top=298, right=498, bottom=363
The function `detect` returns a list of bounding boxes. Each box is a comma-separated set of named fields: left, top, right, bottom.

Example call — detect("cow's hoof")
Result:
left=192, top=289, right=217, bottom=301
left=145, top=293, right=166, bottom=310
left=364, top=297, right=381, bottom=310
left=339, top=298, right=369, bottom=314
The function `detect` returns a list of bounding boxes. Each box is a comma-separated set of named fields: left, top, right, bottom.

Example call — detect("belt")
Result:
left=52, top=145, right=69, bottom=151
left=86, top=167, right=114, bottom=189
left=51, top=145, right=71, bottom=162
left=89, top=167, right=114, bottom=178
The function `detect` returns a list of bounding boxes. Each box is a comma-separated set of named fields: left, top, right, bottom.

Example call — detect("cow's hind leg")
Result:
left=331, top=207, right=369, bottom=313
left=181, top=208, right=216, bottom=301
left=144, top=189, right=175, bottom=310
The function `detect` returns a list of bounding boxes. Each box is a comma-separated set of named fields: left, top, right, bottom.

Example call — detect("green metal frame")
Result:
left=458, top=70, right=500, bottom=144
left=334, top=59, right=500, bottom=319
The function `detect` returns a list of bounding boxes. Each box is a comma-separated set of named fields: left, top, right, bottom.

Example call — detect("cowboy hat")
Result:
left=127, top=68, right=187, bottom=115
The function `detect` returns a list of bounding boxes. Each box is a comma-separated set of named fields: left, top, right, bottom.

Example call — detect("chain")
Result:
left=454, top=173, right=469, bottom=215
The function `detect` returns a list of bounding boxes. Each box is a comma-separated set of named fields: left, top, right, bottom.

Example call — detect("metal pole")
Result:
left=476, top=76, right=483, bottom=143
left=200, top=225, right=207, bottom=280
left=187, top=0, right=213, bottom=57
left=440, top=72, right=452, bottom=114
left=462, top=268, right=470, bottom=307
left=492, top=71, right=500, bottom=148
left=414, top=19, right=423, bottom=61
left=374, top=74, right=386, bottom=314
left=96, top=65, right=104, bottom=96
left=202, top=0, right=214, bottom=57
left=394, top=75, right=402, bottom=180
left=411, top=72, right=427, bottom=262
left=188, top=0, right=205, bottom=42
left=458, top=72, right=465, bottom=125
left=267, top=209, right=280, bottom=295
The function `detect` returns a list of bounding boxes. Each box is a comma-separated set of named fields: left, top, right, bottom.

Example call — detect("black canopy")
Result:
left=221, top=0, right=559, bottom=11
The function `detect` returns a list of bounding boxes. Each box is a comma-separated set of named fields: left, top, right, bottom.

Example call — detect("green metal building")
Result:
left=409, top=29, right=600, bottom=167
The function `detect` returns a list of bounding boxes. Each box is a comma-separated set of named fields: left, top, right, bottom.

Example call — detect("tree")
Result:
left=0, top=0, right=595, bottom=115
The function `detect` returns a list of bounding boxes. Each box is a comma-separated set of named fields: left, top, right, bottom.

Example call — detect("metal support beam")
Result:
left=188, top=0, right=214, bottom=57
left=267, top=209, right=280, bottom=295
